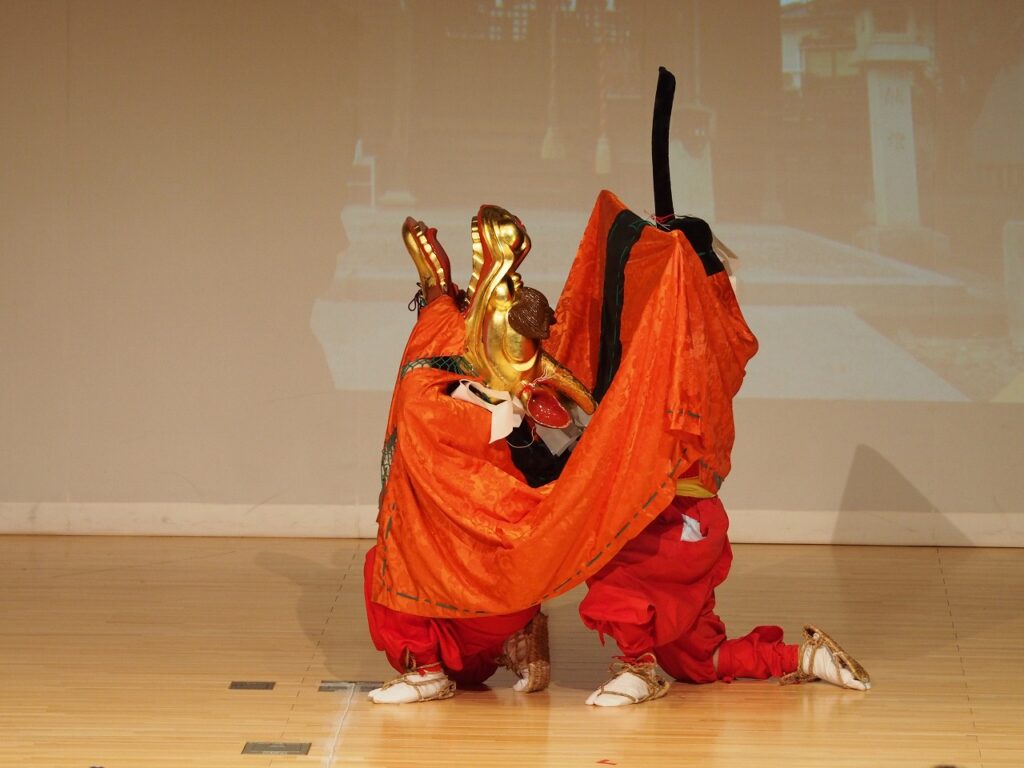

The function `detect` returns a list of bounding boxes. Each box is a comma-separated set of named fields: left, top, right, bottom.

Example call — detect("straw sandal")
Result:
left=370, top=670, right=455, bottom=703
left=780, top=624, right=871, bottom=690
left=497, top=612, right=551, bottom=693
left=588, top=655, right=670, bottom=705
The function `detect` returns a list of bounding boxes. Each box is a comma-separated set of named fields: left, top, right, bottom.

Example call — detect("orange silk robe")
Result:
left=370, top=190, right=758, bottom=617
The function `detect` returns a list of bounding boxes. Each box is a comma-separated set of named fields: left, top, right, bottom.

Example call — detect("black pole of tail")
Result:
left=652, top=66, right=676, bottom=221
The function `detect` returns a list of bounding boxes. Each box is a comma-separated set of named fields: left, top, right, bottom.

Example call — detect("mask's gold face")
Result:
left=465, top=207, right=532, bottom=309
left=494, top=214, right=530, bottom=262
left=451, top=204, right=596, bottom=420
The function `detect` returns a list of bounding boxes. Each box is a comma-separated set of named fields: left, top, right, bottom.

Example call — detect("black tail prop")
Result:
left=651, top=66, right=724, bottom=277
left=652, top=67, right=676, bottom=222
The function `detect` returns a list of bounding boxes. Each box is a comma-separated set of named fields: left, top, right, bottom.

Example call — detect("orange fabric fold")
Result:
left=370, top=190, right=758, bottom=617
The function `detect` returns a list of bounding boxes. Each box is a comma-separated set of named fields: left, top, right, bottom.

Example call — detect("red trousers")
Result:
left=579, top=496, right=797, bottom=682
left=363, top=547, right=538, bottom=684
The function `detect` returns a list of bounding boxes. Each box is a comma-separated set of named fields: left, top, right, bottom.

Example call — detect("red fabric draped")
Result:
left=369, top=190, right=758, bottom=617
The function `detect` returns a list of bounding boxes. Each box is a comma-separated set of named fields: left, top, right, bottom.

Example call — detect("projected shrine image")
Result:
left=1, top=1, right=1021, bottom=766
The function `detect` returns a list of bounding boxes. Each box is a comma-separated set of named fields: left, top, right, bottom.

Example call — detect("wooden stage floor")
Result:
left=1, top=536, right=1021, bottom=767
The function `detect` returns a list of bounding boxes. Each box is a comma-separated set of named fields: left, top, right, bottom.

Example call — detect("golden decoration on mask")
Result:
left=462, top=205, right=596, bottom=421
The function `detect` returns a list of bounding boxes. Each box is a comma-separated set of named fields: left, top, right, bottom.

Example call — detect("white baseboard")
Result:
left=726, top=508, right=1023, bottom=547
left=0, top=502, right=380, bottom=538
left=0, top=503, right=1020, bottom=546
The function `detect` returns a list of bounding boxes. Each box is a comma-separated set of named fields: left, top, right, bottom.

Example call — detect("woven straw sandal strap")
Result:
left=596, top=661, right=670, bottom=703
left=779, top=625, right=871, bottom=688
left=379, top=672, right=456, bottom=701
left=779, top=669, right=817, bottom=686
left=498, top=612, right=551, bottom=692
left=593, top=686, right=644, bottom=704
left=803, top=624, right=870, bottom=684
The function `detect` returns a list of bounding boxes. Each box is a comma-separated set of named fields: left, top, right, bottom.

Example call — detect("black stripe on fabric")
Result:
left=662, top=215, right=725, bottom=277
left=593, top=209, right=650, bottom=402
left=695, top=248, right=726, bottom=277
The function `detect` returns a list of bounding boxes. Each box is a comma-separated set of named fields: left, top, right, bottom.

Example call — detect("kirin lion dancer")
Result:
left=363, top=68, right=870, bottom=706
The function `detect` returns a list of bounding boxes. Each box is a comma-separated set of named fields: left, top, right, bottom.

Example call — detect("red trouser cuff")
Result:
left=401, top=648, right=440, bottom=672
left=716, top=626, right=799, bottom=681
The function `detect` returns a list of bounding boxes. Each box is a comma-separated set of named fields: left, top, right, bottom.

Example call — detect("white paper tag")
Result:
left=680, top=513, right=705, bottom=542
left=450, top=380, right=525, bottom=443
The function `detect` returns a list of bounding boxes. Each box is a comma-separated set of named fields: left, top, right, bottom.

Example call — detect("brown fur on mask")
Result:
left=508, top=286, right=556, bottom=340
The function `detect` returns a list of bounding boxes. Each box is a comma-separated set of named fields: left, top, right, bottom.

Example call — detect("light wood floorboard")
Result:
left=0, top=537, right=1020, bottom=767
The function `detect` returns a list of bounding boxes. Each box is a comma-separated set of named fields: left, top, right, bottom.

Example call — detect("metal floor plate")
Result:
left=241, top=742, right=311, bottom=755
left=318, top=680, right=383, bottom=693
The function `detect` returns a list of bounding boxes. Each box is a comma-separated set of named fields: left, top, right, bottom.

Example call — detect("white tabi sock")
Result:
left=800, top=643, right=871, bottom=691
left=586, top=669, right=661, bottom=707
left=367, top=669, right=453, bottom=704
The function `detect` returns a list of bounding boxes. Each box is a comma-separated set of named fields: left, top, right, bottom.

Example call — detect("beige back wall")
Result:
left=2, top=0, right=357, bottom=506
left=2, top=1, right=1022, bottom=543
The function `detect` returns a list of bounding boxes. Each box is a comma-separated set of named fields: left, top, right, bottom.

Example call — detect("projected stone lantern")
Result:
left=379, top=0, right=416, bottom=206
left=670, top=101, right=716, bottom=222
left=850, top=1, right=947, bottom=262
left=851, top=1, right=929, bottom=227
left=667, top=0, right=717, bottom=223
